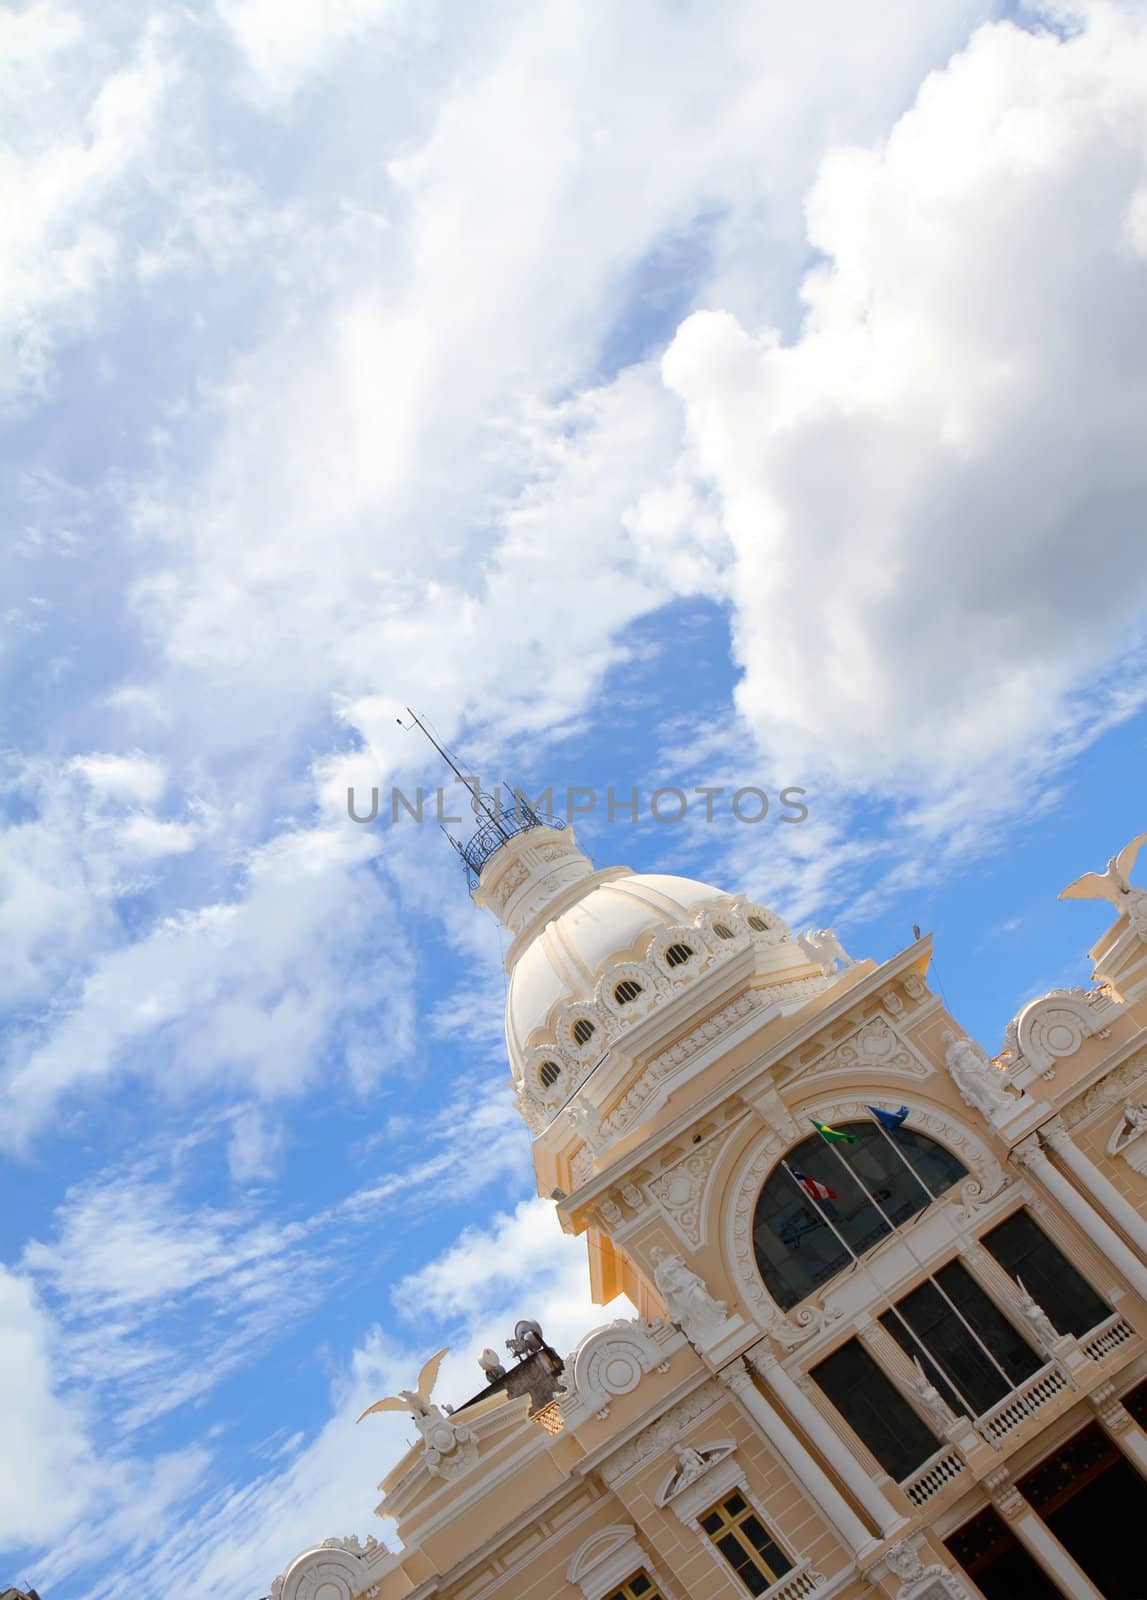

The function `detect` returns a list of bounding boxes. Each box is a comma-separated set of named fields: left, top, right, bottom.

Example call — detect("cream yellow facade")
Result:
left=272, top=825, right=1147, bottom=1600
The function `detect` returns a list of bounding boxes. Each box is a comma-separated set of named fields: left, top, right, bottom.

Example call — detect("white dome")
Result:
left=506, top=871, right=736, bottom=1066
left=471, top=824, right=788, bottom=1086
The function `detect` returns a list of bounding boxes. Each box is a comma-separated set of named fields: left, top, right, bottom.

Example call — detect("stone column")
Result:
left=747, top=1347, right=908, bottom=1539
left=984, top=1469, right=1105, bottom=1600
left=1090, top=1381, right=1147, bottom=1482
left=718, top=1358, right=878, bottom=1558
left=1042, top=1118, right=1147, bottom=1259
left=1012, top=1136, right=1147, bottom=1306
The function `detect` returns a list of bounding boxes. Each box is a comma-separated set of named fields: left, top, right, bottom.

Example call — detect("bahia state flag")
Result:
left=867, top=1105, right=909, bottom=1132
left=791, top=1170, right=837, bottom=1202
left=810, top=1117, right=857, bottom=1144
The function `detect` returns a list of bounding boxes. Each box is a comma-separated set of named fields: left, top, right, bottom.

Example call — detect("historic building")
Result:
left=271, top=820, right=1147, bottom=1600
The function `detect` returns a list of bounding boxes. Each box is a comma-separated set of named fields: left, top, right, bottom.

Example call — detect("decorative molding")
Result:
left=567, top=1524, right=648, bottom=1600
left=786, top=1015, right=931, bottom=1091
left=602, top=993, right=762, bottom=1137
left=983, top=1467, right=1025, bottom=1522
left=879, top=1540, right=975, bottom=1600
left=601, top=977, right=829, bottom=1142
left=1062, top=1043, right=1147, bottom=1131
left=599, top=1380, right=724, bottom=1485
left=1090, top=1380, right=1135, bottom=1435
left=649, top=1139, right=725, bottom=1248
left=561, top=1318, right=677, bottom=1423
left=1106, top=1101, right=1147, bottom=1172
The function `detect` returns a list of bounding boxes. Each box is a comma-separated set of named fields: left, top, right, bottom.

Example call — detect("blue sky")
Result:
left=3, top=0, right=1147, bottom=1595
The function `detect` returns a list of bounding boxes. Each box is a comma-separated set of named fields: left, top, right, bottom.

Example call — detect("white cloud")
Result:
left=0, top=4, right=174, bottom=404
left=71, top=752, right=168, bottom=804
left=0, top=817, right=412, bottom=1143
left=662, top=3, right=1147, bottom=802
left=214, top=0, right=408, bottom=105
left=0, top=1265, right=95, bottom=1547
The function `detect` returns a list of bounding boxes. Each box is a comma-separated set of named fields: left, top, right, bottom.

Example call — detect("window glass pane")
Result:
left=811, top=1336, right=941, bottom=1479
left=700, top=1512, right=721, bottom=1534
left=724, top=1492, right=746, bottom=1515
left=752, top=1125, right=966, bottom=1309
left=883, top=1262, right=1040, bottom=1417
left=741, top=1514, right=792, bottom=1577
left=982, top=1210, right=1111, bottom=1338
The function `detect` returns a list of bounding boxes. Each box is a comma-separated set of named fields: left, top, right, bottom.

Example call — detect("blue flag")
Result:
left=868, top=1104, right=908, bottom=1131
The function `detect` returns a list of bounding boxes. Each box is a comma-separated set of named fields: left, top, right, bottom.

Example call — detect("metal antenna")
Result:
left=397, top=706, right=510, bottom=840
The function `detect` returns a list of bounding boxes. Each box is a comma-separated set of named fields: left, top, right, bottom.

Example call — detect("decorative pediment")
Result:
left=655, top=1439, right=736, bottom=1506
left=786, top=1015, right=931, bottom=1089
left=567, top=1524, right=647, bottom=1600
left=1107, top=1101, right=1147, bottom=1172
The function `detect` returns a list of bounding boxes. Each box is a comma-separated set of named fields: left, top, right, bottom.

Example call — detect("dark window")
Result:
left=713, top=922, right=735, bottom=940
left=699, top=1492, right=792, bottom=1596
left=538, top=1060, right=560, bottom=1089
left=881, top=1259, right=1041, bottom=1416
left=752, top=1124, right=967, bottom=1309
left=613, top=979, right=643, bottom=1005
left=981, top=1210, right=1111, bottom=1338
left=572, top=1018, right=596, bottom=1046
left=811, top=1337, right=941, bottom=1481
left=664, top=942, right=694, bottom=968
left=604, top=1574, right=663, bottom=1600
left=747, top=915, right=768, bottom=931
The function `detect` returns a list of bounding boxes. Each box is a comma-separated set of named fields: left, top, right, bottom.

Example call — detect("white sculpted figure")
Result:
left=799, top=928, right=854, bottom=974
left=1013, top=1278, right=1061, bottom=1350
left=357, top=1347, right=492, bottom=1477
left=1059, top=832, right=1147, bottom=909
left=650, top=1247, right=728, bottom=1342
left=566, top=1096, right=603, bottom=1145
left=942, top=1029, right=1015, bottom=1118
left=671, top=1443, right=710, bottom=1492
left=907, top=1357, right=958, bottom=1434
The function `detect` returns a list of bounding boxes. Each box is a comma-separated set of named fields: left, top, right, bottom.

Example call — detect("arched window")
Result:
left=664, top=942, right=694, bottom=968
left=538, top=1060, right=561, bottom=1089
left=712, top=923, right=735, bottom=940
left=752, top=1123, right=967, bottom=1310
left=746, top=915, right=769, bottom=932
left=614, top=979, right=644, bottom=1005
left=572, top=1018, right=596, bottom=1047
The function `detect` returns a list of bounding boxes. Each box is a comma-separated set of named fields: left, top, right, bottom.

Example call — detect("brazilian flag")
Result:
left=810, top=1118, right=857, bottom=1144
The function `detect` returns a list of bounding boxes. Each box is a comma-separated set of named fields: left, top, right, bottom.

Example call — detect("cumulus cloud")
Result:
left=662, top=3, right=1147, bottom=799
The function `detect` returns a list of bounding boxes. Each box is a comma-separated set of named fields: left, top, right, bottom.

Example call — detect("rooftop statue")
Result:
left=1059, top=831, right=1147, bottom=910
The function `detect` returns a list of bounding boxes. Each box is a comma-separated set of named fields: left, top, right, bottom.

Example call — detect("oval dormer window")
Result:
left=664, top=942, right=695, bottom=968
left=747, top=915, right=768, bottom=932
left=614, top=979, right=643, bottom=1005
left=538, top=1059, right=561, bottom=1089
left=572, top=1018, right=596, bottom=1047
left=713, top=923, right=735, bottom=940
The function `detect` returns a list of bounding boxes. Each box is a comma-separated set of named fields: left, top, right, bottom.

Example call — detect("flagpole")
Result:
left=866, top=1111, right=939, bottom=1202
left=816, top=1129, right=1019, bottom=1399
left=779, top=1161, right=982, bottom=1419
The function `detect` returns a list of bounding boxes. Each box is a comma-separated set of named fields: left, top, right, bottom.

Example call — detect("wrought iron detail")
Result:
left=450, top=789, right=566, bottom=891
